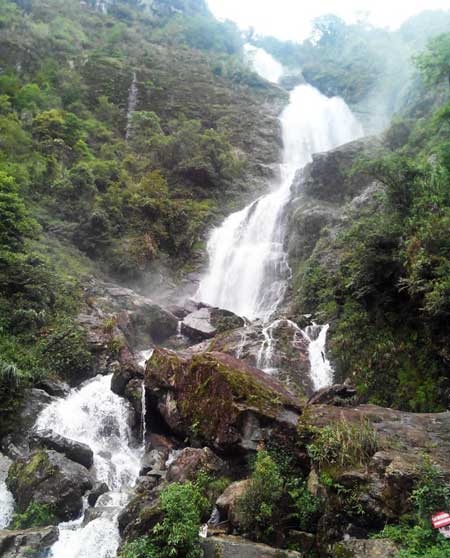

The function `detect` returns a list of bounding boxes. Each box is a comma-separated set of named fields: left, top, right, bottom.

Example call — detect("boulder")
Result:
left=145, top=348, right=302, bottom=455
left=215, top=480, right=251, bottom=526
left=129, top=302, right=178, bottom=344
left=206, top=319, right=312, bottom=395
left=29, top=430, right=94, bottom=469
left=118, top=483, right=164, bottom=542
left=87, top=482, right=109, bottom=507
left=202, top=536, right=303, bottom=558
left=166, top=447, right=226, bottom=483
left=1, top=389, right=56, bottom=459
left=6, top=450, right=92, bottom=522
left=308, top=404, right=450, bottom=540
left=307, top=383, right=358, bottom=406
left=333, top=539, right=398, bottom=558
left=110, top=346, right=143, bottom=397
left=181, top=307, right=245, bottom=342
left=0, top=526, right=59, bottom=558
left=35, top=379, right=70, bottom=398
left=139, top=449, right=168, bottom=478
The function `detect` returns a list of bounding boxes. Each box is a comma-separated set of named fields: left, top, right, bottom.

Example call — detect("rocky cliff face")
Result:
left=285, top=136, right=384, bottom=289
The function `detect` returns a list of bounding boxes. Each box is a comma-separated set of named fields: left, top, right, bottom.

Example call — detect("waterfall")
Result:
left=138, top=349, right=154, bottom=369
left=125, top=72, right=138, bottom=141
left=243, top=44, right=284, bottom=83
left=303, top=323, right=334, bottom=390
left=35, top=374, right=142, bottom=558
left=0, top=454, right=14, bottom=529
left=197, top=83, right=363, bottom=322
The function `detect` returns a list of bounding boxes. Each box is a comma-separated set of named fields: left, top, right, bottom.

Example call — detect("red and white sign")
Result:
left=432, top=512, right=450, bottom=529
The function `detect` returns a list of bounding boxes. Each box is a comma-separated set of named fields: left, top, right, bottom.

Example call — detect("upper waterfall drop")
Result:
left=243, top=44, right=284, bottom=83
left=196, top=80, right=363, bottom=322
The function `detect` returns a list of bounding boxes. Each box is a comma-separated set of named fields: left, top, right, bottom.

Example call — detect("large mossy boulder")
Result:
left=144, top=348, right=302, bottom=454
left=6, top=450, right=92, bottom=523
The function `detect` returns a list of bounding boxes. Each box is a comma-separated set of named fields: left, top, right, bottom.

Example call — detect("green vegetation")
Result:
left=11, top=502, right=56, bottom=529
left=235, top=449, right=322, bottom=545
left=306, top=418, right=378, bottom=470
left=376, top=460, right=450, bottom=557
left=295, top=30, right=450, bottom=412
left=120, top=481, right=207, bottom=558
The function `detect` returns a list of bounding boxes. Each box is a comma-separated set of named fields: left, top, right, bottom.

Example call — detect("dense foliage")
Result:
left=377, top=460, right=450, bottom=557
left=121, top=481, right=206, bottom=558
left=295, top=31, right=450, bottom=412
left=235, top=449, right=322, bottom=547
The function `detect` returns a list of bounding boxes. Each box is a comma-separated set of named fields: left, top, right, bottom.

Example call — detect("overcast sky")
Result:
left=207, top=0, right=450, bottom=41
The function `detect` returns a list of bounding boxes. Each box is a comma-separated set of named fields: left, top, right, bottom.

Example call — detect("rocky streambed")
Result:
left=0, top=274, right=448, bottom=558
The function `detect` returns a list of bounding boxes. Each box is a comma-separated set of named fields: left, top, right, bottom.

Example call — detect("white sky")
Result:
left=207, top=0, right=450, bottom=41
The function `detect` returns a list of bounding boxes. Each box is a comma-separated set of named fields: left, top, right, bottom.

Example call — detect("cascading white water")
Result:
left=303, top=324, right=334, bottom=390
left=138, top=348, right=154, bottom=445
left=0, top=453, right=14, bottom=529
left=243, top=44, right=284, bottom=83
left=197, top=82, right=363, bottom=322
left=35, top=374, right=142, bottom=558
left=125, top=72, right=138, bottom=141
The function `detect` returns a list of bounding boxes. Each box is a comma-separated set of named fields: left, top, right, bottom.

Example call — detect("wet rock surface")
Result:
left=181, top=305, right=245, bottom=342
left=202, top=536, right=304, bottom=558
left=1, top=390, right=56, bottom=459
left=29, top=430, right=94, bottom=469
left=205, top=319, right=312, bottom=395
left=145, top=348, right=302, bottom=454
left=0, top=526, right=59, bottom=558
left=6, top=450, right=92, bottom=522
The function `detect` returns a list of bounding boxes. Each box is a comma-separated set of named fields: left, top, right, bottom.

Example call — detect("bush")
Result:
left=376, top=460, right=450, bottom=557
left=11, top=502, right=56, bottom=529
left=307, top=418, right=378, bottom=469
left=235, top=450, right=284, bottom=543
left=121, top=482, right=206, bottom=558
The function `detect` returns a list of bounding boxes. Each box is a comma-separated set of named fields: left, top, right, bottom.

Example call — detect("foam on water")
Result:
left=35, top=374, right=142, bottom=558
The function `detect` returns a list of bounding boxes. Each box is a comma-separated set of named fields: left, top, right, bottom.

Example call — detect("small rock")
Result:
left=87, top=483, right=109, bottom=507
left=166, top=447, right=226, bottom=483
left=216, top=480, right=251, bottom=527
left=139, top=449, right=168, bottom=478
left=35, top=379, right=70, bottom=398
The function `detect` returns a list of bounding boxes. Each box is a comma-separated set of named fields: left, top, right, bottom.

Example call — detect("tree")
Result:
left=0, top=172, right=38, bottom=256
left=415, top=32, right=450, bottom=86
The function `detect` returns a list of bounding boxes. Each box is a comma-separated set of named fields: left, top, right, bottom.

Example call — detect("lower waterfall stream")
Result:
left=34, top=374, right=142, bottom=558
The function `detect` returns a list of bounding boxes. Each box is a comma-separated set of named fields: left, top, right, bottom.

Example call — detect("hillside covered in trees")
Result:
left=1, top=2, right=450, bottom=558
